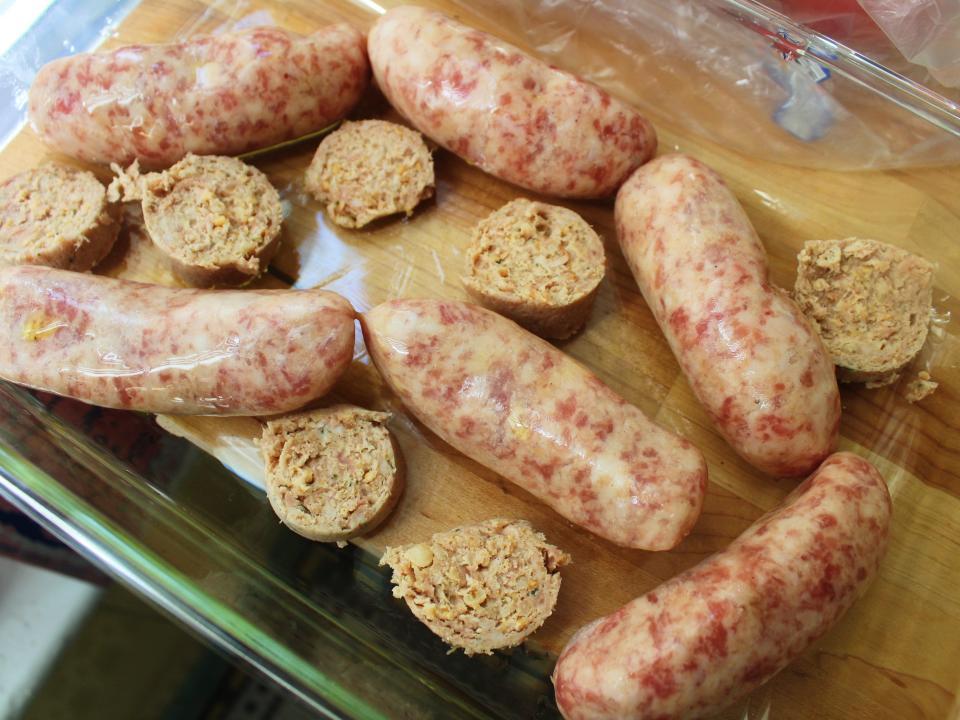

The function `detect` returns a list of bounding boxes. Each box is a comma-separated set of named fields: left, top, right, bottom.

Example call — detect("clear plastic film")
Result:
left=858, top=0, right=960, bottom=89
left=450, top=0, right=960, bottom=169
left=0, top=2, right=959, bottom=720
left=781, top=0, right=960, bottom=92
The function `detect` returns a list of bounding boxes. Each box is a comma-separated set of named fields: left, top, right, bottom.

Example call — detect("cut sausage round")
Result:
left=381, top=518, right=570, bottom=655
left=261, top=405, right=404, bottom=543
left=793, top=237, right=934, bottom=387
left=463, top=199, right=605, bottom=339
left=305, top=119, right=434, bottom=229
left=0, top=164, right=119, bottom=271
left=109, top=154, right=283, bottom=286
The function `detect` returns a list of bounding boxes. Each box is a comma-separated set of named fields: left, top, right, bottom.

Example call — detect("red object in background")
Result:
left=776, top=0, right=888, bottom=48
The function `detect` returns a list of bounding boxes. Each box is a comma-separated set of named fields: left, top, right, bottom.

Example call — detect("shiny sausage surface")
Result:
left=553, top=452, right=891, bottom=720
left=361, top=298, right=706, bottom=551
left=616, top=154, right=840, bottom=477
left=0, top=266, right=355, bottom=415
left=29, top=24, right=369, bottom=168
left=368, top=6, right=656, bottom=198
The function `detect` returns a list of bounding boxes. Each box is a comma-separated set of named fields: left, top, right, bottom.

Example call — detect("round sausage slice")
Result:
left=261, top=405, right=404, bottom=543
left=305, top=119, right=434, bottom=228
left=463, top=199, right=605, bottom=339
left=793, top=237, right=935, bottom=387
left=109, top=154, right=283, bottom=286
left=381, top=518, right=570, bottom=655
left=0, top=164, right=119, bottom=271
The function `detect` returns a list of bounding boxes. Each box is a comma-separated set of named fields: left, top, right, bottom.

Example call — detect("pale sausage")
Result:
left=0, top=266, right=355, bottom=415
left=29, top=24, right=369, bottom=168
left=368, top=6, right=656, bottom=199
left=615, top=154, right=840, bottom=477
left=553, top=452, right=891, bottom=720
left=360, top=298, right=706, bottom=551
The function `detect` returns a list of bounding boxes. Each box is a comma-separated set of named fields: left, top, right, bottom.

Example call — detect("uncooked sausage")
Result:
left=0, top=266, right=355, bottom=415
left=367, top=6, right=656, bottom=199
left=360, top=298, right=706, bottom=551
left=615, top=154, right=840, bottom=477
left=553, top=452, right=891, bottom=720
left=29, top=24, right=369, bottom=168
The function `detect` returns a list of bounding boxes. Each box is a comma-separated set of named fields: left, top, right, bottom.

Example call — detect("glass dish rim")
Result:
left=718, top=0, right=960, bottom=140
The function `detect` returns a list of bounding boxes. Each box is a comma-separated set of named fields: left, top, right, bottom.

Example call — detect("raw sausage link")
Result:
left=28, top=24, right=369, bottom=168
left=0, top=266, right=355, bottom=415
left=553, top=452, right=891, bottom=720
left=615, top=154, right=840, bottom=477
left=367, top=6, right=656, bottom=199
left=361, top=298, right=706, bottom=551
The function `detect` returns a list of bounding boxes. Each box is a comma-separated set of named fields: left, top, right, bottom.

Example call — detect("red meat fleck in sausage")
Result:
left=553, top=453, right=891, bottom=720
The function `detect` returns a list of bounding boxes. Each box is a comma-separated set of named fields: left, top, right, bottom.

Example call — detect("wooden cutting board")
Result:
left=1, top=1, right=959, bottom=717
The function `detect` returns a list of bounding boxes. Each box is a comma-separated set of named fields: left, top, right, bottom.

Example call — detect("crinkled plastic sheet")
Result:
left=452, top=0, right=960, bottom=169
left=856, top=0, right=960, bottom=89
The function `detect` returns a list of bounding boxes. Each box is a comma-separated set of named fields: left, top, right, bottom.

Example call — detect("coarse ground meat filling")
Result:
left=794, top=237, right=934, bottom=387
left=262, top=406, right=402, bottom=543
left=306, top=119, right=434, bottom=229
left=381, top=518, right=569, bottom=655
left=0, top=163, right=119, bottom=270
left=109, top=154, right=282, bottom=284
left=463, top=199, right=604, bottom=338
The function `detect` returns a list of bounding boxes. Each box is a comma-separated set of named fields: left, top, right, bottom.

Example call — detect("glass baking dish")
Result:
left=0, top=1, right=958, bottom=718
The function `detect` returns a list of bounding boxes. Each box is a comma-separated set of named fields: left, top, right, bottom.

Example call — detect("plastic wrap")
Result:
left=452, top=0, right=960, bottom=169
left=26, top=23, right=369, bottom=168
left=777, top=0, right=960, bottom=96
left=858, top=0, right=960, bottom=89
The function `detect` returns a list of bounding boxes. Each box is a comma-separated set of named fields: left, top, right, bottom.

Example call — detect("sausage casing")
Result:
left=29, top=24, right=369, bottom=168
left=0, top=266, right=355, bottom=415
left=361, top=298, right=706, bottom=550
left=368, top=6, right=656, bottom=198
left=552, top=452, right=891, bottom=720
left=615, top=154, right=840, bottom=476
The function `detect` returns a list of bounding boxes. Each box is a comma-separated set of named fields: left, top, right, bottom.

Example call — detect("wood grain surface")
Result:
left=1, top=1, right=958, bottom=718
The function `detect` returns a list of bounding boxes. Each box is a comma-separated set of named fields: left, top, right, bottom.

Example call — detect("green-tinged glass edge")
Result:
left=0, top=382, right=507, bottom=719
left=0, top=437, right=387, bottom=720
left=725, top=0, right=960, bottom=137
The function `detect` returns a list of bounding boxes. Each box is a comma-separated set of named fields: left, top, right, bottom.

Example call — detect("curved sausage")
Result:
left=360, top=298, right=706, bottom=551
left=367, top=6, right=656, bottom=199
left=615, top=154, right=840, bottom=477
left=0, top=266, right=355, bottom=415
left=28, top=24, right=369, bottom=168
left=553, top=452, right=891, bottom=720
